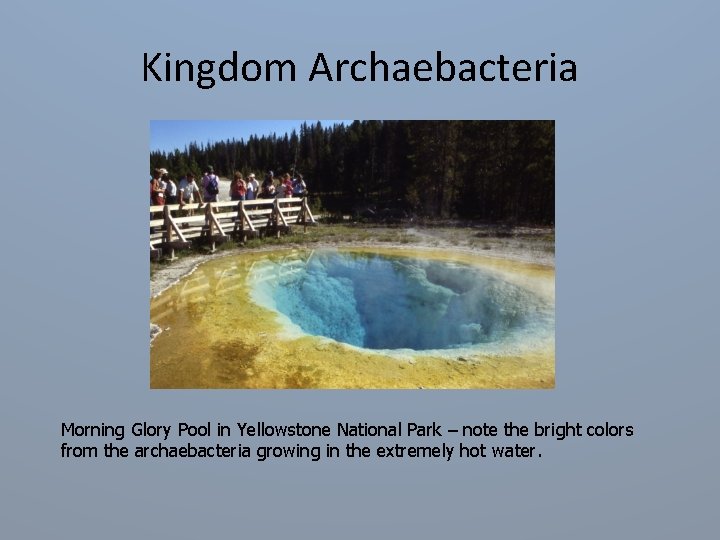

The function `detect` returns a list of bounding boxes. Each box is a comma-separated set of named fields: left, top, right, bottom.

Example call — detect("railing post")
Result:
left=302, top=196, right=308, bottom=232
left=273, top=198, right=281, bottom=238
left=237, top=200, right=244, bottom=241
left=163, top=205, right=176, bottom=260
left=205, top=202, right=216, bottom=252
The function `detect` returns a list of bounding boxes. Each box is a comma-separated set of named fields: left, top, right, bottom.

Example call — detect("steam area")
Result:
left=249, top=250, right=554, bottom=355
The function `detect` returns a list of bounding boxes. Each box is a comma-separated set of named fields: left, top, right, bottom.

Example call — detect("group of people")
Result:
left=150, top=167, right=203, bottom=208
left=150, top=167, right=308, bottom=208
left=230, top=170, right=307, bottom=202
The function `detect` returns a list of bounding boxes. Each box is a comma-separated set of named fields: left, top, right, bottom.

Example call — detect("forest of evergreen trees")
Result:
left=150, top=120, right=554, bottom=225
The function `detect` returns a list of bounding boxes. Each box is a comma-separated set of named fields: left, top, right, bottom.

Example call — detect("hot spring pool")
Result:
left=249, top=251, right=554, bottom=353
left=150, top=247, right=555, bottom=389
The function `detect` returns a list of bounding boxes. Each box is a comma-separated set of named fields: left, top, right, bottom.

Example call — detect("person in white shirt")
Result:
left=179, top=173, right=202, bottom=215
left=165, top=176, right=178, bottom=204
left=292, top=173, right=307, bottom=196
left=246, top=173, right=259, bottom=200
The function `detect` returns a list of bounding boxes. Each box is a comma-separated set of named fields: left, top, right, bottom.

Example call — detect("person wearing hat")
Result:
left=245, top=173, right=258, bottom=200
left=157, top=168, right=168, bottom=195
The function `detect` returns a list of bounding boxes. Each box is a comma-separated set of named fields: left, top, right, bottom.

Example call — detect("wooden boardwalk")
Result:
left=150, top=197, right=316, bottom=260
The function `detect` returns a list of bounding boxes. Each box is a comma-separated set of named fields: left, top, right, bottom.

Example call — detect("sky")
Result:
left=150, top=120, right=352, bottom=154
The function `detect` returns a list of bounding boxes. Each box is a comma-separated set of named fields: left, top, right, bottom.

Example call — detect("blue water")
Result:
left=250, top=251, right=554, bottom=352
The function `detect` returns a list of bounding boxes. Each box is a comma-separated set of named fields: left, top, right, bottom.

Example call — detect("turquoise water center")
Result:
left=249, top=250, right=554, bottom=353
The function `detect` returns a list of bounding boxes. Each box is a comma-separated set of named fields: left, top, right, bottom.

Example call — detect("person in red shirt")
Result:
left=281, top=173, right=293, bottom=198
left=150, top=168, right=166, bottom=206
left=230, top=171, right=247, bottom=201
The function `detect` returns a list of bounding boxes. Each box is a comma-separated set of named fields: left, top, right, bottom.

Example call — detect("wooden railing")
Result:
left=150, top=197, right=316, bottom=260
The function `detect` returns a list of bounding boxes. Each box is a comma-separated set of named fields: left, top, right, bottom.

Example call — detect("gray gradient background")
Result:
left=1, top=1, right=718, bottom=538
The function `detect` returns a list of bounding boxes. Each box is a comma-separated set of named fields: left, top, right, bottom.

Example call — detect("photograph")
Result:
left=149, top=120, right=555, bottom=389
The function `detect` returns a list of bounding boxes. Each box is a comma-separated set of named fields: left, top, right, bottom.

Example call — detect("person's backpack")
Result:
left=207, top=175, right=219, bottom=195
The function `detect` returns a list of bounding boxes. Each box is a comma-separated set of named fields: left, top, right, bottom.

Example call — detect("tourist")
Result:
left=202, top=166, right=220, bottom=202
left=260, top=171, right=276, bottom=198
left=230, top=172, right=247, bottom=201
left=164, top=175, right=178, bottom=204
left=158, top=168, right=168, bottom=195
left=246, top=173, right=258, bottom=200
left=179, top=173, right=202, bottom=215
left=292, top=173, right=307, bottom=196
left=150, top=168, right=165, bottom=206
left=281, top=173, right=293, bottom=198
